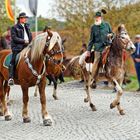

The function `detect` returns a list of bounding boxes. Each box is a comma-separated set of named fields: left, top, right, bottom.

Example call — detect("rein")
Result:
left=24, top=52, right=46, bottom=85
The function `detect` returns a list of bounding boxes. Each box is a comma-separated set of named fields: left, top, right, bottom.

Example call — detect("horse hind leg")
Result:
left=4, top=81, right=11, bottom=106
left=0, top=76, right=12, bottom=121
left=110, top=79, right=125, bottom=115
left=83, top=69, right=96, bottom=111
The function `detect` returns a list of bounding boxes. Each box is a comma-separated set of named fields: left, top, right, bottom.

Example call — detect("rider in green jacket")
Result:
left=86, top=10, right=113, bottom=87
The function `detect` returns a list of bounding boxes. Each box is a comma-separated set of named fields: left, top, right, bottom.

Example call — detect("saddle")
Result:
left=85, top=47, right=110, bottom=65
left=3, top=53, right=20, bottom=69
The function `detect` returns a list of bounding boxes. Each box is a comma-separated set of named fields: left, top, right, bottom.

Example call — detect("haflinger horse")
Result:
left=0, top=31, right=63, bottom=126
left=79, top=24, right=135, bottom=115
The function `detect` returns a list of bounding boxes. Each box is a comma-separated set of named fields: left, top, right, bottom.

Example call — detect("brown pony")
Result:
left=79, top=24, right=135, bottom=115
left=34, top=58, right=65, bottom=100
left=0, top=31, right=63, bottom=126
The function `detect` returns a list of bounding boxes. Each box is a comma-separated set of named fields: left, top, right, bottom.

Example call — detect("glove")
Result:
left=25, top=40, right=29, bottom=44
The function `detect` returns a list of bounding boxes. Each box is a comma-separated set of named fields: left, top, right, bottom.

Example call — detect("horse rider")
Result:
left=8, top=12, right=32, bottom=86
left=132, top=35, right=140, bottom=92
left=86, top=10, right=113, bottom=87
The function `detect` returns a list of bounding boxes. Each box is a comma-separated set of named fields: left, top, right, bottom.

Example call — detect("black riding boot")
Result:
left=8, top=64, right=15, bottom=86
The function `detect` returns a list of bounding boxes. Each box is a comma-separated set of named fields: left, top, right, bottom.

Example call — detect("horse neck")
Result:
left=109, top=38, right=124, bottom=65
left=28, top=50, right=44, bottom=74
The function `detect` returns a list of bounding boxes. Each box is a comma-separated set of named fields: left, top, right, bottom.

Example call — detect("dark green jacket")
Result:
left=87, top=21, right=112, bottom=52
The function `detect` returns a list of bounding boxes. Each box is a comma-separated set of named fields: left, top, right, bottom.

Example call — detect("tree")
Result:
left=55, top=0, right=96, bottom=43
left=0, top=0, right=14, bottom=35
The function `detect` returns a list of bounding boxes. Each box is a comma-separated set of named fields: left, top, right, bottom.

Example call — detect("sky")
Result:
left=16, top=0, right=56, bottom=19
left=16, top=0, right=139, bottom=20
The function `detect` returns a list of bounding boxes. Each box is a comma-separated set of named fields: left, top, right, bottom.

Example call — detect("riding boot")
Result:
left=8, top=64, right=15, bottom=86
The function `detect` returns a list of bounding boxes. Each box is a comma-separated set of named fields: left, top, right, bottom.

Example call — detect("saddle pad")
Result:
left=3, top=53, right=20, bottom=69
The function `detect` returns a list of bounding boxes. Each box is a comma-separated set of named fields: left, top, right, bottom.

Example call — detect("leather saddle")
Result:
left=85, top=47, right=110, bottom=65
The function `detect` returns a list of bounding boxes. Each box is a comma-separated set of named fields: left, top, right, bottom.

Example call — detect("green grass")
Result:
left=63, top=75, right=139, bottom=92
left=124, top=75, right=139, bottom=91
left=64, top=77, right=74, bottom=82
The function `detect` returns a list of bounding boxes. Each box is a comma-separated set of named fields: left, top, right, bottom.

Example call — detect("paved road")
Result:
left=0, top=81, right=140, bottom=140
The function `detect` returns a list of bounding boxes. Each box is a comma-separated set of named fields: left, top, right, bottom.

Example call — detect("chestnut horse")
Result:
left=0, top=31, right=63, bottom=126
left=79, top=24, right=135, bottom=115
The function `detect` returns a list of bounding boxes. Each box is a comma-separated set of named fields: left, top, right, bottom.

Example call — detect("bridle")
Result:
left=45, top=36, right=64, bottom=64
left=118, top=31, right=131, bottom=50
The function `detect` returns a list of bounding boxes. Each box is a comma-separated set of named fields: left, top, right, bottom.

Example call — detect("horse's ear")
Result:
left=101, top=9, right=107, bottom=14
left=47, top=30, right=53, bottom=38
left=118, top=24, right=126, bottom=33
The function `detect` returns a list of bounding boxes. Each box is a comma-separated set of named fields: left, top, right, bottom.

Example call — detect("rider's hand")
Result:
left=107, top=33, right=113, bottom=38
left=25, top=40, right=29, bottom=44
left=86, top=51, right=91, bottom=57
left=135, top=58, right=140, bottom=63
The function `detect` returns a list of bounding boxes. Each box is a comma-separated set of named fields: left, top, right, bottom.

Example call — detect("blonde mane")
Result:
left=20, top=31, right=62, bottom=62
left=20, top=32, right=48, bottom=62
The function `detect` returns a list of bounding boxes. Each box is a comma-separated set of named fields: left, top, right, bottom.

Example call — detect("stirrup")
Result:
left=8, top=78, right=14, bottom=86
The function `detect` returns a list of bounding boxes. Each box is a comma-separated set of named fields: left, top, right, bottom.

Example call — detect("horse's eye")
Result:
left=121, top=36, right=125, bottom=39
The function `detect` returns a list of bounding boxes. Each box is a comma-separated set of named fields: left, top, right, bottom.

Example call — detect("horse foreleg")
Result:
left=110, top=79, right=125, bottom=115
left=0, top=78, right=12, bottom=121
left=38, top=78, right=52, bottom=126
left=21, top=86, right=31, bottom=123
left=34, top=85, right=38, bottom=97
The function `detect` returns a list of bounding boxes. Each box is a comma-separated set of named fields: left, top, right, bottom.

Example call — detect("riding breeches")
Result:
left=10, top=51, right=20, bottom=66
left=91, top=51, right=101, bottom=80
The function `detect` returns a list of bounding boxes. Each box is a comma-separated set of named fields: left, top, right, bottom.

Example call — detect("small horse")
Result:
left=79, top=24, right=135, bottom=115
left=0, top=31, right=63, bottom=126
left=34, top=58, right=65, bottom=100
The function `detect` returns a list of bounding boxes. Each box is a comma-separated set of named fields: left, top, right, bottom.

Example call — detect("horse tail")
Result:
left=79, top=52, right=86, bottom=66
left=65, top=56, right=82, bottom=79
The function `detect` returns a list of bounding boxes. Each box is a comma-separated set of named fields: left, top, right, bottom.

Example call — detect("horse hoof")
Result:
left=7, top=102, right=11, bottom=106
left=119, top=110, right=125, bottom=115
left=0, top=112, right=4, bottom=116
left=5, top=115, right=12, bottom=121
left=34, top=94, right=37, bottom=97
left=23, top=117, right=31, bottom=123
left=92, top=106, right=97, bottom=111
left=43, top=119, right=52, bottom=126
left=90, top=103, right=97, bottom=111
left=110, top=103, right=115, bottom=109
left=84, top=98, right=89, bottom=103
left=53, top=95, right=58, bottom=100
left=90, top=83, right=97, bottom=89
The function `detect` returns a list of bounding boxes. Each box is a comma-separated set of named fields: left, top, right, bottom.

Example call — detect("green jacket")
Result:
left=87, top=21, right=112, bottom=52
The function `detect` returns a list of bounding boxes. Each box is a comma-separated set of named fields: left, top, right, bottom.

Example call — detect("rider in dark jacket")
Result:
left=8, top=12, right=32, bottom=86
